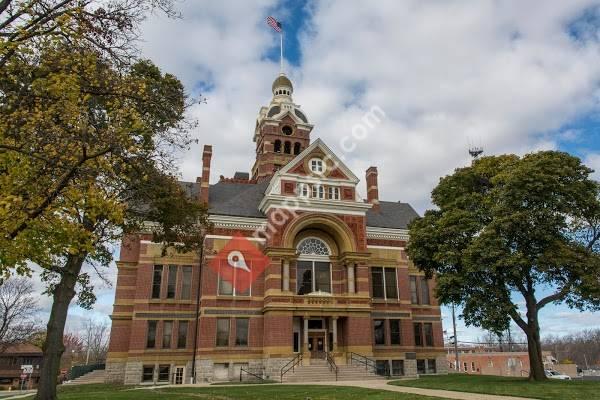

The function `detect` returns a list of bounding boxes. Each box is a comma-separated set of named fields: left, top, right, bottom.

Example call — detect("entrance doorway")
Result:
left=174, top=366, right=185, bottom=384
left=308, top=333, right=326, bottom=358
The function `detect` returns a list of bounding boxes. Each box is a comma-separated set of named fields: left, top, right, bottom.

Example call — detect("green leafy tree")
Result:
left=407, top=151, right=600, bottom=381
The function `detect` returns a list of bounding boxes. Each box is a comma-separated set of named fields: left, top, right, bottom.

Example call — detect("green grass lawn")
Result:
left=33, top=383, right=450, bottom=400
left=389, top=374, right=600, bottom=400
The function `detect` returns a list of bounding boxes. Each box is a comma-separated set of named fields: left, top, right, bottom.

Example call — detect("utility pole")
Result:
left=452, top=304, right=459, bottom=371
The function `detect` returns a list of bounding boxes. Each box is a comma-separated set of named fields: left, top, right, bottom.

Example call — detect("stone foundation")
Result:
left=105, top=361, right=126, bottom=384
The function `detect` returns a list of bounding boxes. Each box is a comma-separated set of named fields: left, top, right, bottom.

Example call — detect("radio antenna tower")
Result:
left=469, top=146, right=483, bottom=159
left=468, top=137, right=484, bottom=159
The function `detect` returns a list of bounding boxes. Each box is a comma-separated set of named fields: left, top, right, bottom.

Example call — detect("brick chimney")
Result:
left=198, top=145, right=212, bottom=204
left=366, top=166, right=379, bottom=211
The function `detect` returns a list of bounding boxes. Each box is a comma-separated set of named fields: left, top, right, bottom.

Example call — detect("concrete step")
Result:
left=65, top=369, right=106, bottom=385
left=282, top=363, right=385, bottom=382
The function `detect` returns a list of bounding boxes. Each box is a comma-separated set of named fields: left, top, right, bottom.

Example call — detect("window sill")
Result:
left=216, top=295, right=252, bottom=300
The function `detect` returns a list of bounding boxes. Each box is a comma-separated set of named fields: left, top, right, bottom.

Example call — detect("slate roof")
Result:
left=365, top=201, right=419, bottom=229
left=179, top=179, right=419, bottom=229
left=208, top=180, right=269, bottom=218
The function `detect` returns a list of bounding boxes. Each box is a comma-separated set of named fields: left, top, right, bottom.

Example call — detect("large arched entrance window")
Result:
left=296, top=238, right=332, bottom=295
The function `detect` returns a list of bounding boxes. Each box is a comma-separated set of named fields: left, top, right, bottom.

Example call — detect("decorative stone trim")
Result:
left=208, top=215, right=267, bottom=231
left=366, top=227, right=410, bottom=241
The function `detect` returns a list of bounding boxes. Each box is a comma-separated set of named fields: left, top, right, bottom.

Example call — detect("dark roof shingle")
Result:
left=365, top=201, right=419, bottom=229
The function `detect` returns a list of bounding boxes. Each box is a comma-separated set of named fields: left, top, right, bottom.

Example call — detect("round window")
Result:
left=282, top=125, right=293, bottom=136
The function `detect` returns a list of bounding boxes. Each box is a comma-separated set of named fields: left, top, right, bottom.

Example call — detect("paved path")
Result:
left=314, top=380, right=537, bottom=400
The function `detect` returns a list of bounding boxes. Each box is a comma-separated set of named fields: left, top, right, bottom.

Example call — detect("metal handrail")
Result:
left=347, top=352, right=378, bottom=374
left=280, top=353, right=303, bottom=382
left=240, top=366, right=265, bottom=382
left=326, top=352, right=338, bottom=381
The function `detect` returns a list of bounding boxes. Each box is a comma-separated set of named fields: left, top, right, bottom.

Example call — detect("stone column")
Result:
left=303, top=317, right=309, bottom=352
left=347, top=264, right=355, bottom=294
left=332, top=317, right=338, bottom=352
left=282, top=259, right=290, bottom=292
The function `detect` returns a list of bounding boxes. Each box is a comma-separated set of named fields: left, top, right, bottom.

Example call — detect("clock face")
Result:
left=282, top=125, right=293, bottom=136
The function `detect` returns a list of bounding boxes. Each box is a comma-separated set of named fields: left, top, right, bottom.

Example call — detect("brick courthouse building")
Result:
left=106, top=74, right=447, bottom=384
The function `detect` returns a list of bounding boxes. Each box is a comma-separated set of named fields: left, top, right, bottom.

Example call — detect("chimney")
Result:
left=199, top=145, right=212, bottom=204
left=366, top=166, right=379, bottom=211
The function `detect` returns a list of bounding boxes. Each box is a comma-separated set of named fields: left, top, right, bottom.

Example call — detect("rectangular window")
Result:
left=428, top=359, right=437, bottom=373
left=392, top=360, right=404, bottom=376
left=297, top=261, right=331, bottom=294
left=424, top=323, right=434, bottom=346
left=142, top=366, right=154, bottom=382
left=167, top=265, right=177, bottom=299
left=308, top=319, right=323, bottom=329
left=162, top=321, right=173, bottom=349
left=373, top=319, right=385, bottom=345
left=463, top=362, right=468, bottom=372
left=413, top=323, right=423, bottom=346
left=384, top=268, right=398, bottom=299
left=312, top=185, right=325, bottom=199
left=147, top=320, right=157, bottom=348
left=298, top=183, right=310, bottom=197
left=417, top=359, right=426, bottom=374
left=158, top=365, right=170, bottom=382
left=371, top=267, right=385, bottom=298
left=375, top=360, right=388, bottom=376
left=152, top=265, right=163, bottom=299
left=410, top=276, right=419, bottom=304
left=327, top=187, right=340, bottom=200
left=371, top=267, right=398, bottom=299
left=218, top=261, right=250, bottom=296
left=177, top=321, right=188, bottom=349
left=314, top=261, right=331, bottom=292
left=471, top=361, right=476, bottom=372
left=296, top=261, right=312, bottom=295
left=216, top=318, right=230, bottom=347
left=235, top=318, right=249, bottom=347
left=420, top=278, right=430, bottom=305
left=181, top=266, right=192, bottom=300
left=390, top=320, right=401, bottom=345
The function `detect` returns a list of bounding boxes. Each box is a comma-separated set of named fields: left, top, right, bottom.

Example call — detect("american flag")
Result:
left=267, top=16, right=282, bottom=33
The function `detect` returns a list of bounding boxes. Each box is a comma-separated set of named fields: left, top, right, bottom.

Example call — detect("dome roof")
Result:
left=272, top=74, right=293, bottom=93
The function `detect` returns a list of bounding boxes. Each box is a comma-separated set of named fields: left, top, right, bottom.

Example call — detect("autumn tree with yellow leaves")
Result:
left=1, top=2, right=209, bottom=399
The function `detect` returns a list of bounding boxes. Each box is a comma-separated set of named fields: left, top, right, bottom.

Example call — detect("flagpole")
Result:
left=280, top=31, right=283, bottom=74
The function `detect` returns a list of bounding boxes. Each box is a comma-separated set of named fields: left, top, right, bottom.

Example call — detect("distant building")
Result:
left=0, top=343, right=43, bottom=389
left=446, top=349, right=564, bottom=377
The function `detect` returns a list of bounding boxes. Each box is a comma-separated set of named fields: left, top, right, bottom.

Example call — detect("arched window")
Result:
left=296, top=238, right=332, bottom=295
left=274, top=140, right=281, bottom=153
left=284, top=141, right=291, bottom=154
left=297, top=238, right=330, bottom=256
left=294, top=142, right=301, bottom=155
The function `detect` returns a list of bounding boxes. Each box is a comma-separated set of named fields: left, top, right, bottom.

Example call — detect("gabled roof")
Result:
left=278, top=138, right=359, bottom=183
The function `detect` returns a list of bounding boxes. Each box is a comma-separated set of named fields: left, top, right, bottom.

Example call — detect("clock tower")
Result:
left=251, top=73, right=313, bottom=180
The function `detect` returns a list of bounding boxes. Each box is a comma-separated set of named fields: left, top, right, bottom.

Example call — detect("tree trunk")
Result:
left=35, top=253, right=87, bottom=400
left=524, top=293, right=547, bottom=382
left=526, top=324, right=546, bottom=381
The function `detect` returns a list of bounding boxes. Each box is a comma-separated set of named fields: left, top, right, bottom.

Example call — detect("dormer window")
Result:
left=312, top=185, right=325, bottom=199
left=327, top=187, right=340, bottom=200
left=310, top=158, right=324, bottom=174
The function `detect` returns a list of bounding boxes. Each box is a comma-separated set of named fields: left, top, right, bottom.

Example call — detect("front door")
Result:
left=174, top=366, right=185, bottom=384
left=309, top=334, right=325, bottom=358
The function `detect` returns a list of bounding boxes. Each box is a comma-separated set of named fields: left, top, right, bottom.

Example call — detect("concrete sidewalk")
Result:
left=319, top=380, right=537, bottom=400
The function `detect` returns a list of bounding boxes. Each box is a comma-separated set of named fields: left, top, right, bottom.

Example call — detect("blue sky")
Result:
left=46, top=0, right=600, bottom=342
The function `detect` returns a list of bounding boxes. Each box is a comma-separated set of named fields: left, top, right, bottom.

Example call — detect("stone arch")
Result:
left=282, top=213, right=356, bottom=255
